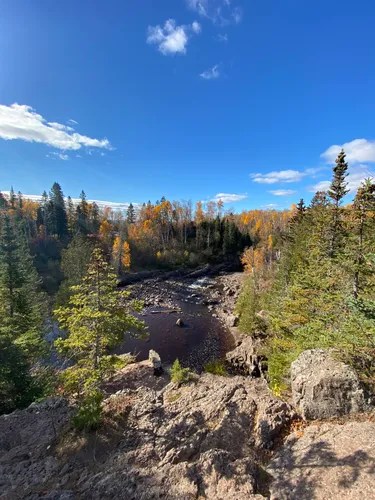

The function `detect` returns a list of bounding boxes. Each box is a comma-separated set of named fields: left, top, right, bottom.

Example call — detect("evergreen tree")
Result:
left=350, top=179, right=375, bottom=298
left=0, top=215, right=46, bottom=359
left=9, top=186, right=16, bottom=210
left=328, top=150, right=349, bottom=256
left=0, top=192, right=7, bottom=210
left=0, top=215, right=46, bottom=413
left=54, top=248, right=145, bottom=401
left=49, top=182, right=68, bottom=238
left=78, top=190, right=89, bottom=234
left=126, top=203, right=136, bottom=225
left=67, top=196, right=77, bottom=235
left=90, top=202, right=100, bottom=234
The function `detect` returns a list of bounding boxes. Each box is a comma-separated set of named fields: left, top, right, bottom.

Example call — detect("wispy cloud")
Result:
left=310, top=164, right=375, bottom=194
left=268, top=189, right=296, bottom=196
left=321, top=139, right=375, bottom=165
left=1, top=191, right=138, bottom=213
left=216, top=33, right=228, bottom=42
left=187, top=0, right=243, bottom=25
left=261, top=203, right=279, bottom=209
left=250, top=167, right=321, bottom=185
left=0, top=103, right=111, bottom=151
left=212, top=192, right=247, bottom=203
left=147, top=19, right=201, bottom=55
left=46, top=152, right=69, bottom=161
left=251, top=169, right=306, bottom=184
left=67, top=119, right=78, bottom=125
left=200, top=64, right=221, bottom=80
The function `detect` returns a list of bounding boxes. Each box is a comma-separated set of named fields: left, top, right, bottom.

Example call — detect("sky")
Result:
left=1, top=0, right=375, bottom=212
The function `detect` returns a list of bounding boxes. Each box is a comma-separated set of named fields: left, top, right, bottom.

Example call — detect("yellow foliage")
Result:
left=121, top=241, right=131, bottom=269
left=156, top=251, right=162, bottom=259
left=99, top=220, right=112, bottom=241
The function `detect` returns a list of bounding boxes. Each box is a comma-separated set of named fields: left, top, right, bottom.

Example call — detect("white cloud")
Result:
left=192, top=21, right=202, bottom=33
left=147, top=19, right=201, bottom=55
left=261, top=203, right=279, bottom=209
left=48, top=122, right=74, bottom=132
left=216, top=33, right=228, bottom=42
left=250, top=169, right=306, bottom=184
left=67, top=119, right=78, bottom=125
left=268, top=189, right=296, bottom=196
left=321, top=139, right=375, bottom=165
left=212, top=192, right=247, bottom=203
left=200, top=64, right=221, bottom=80
left=310, top=164, right=375, bottom=194
left=46, top=152, right=69, bottom=161
left=0, top=103, right=112, bottom=151
left=187, top=0, right=243, bottom=25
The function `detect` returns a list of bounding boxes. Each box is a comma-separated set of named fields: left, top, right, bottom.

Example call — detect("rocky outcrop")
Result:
left=291, top=349, right=367, bottom=420
left=0, top=372, right=293, bottom=500
left=267, top=419, right=375, bottom=499
left=226, top=337, right=267, bottom=378
left=0, top=398, right=74, bottom=498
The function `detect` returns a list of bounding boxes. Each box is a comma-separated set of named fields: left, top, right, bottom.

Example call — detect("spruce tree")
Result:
left=328, top=150, right=349, bottom=256
left=50, top=182, right=68, bottom=239
left=54, top=248, right=145, bottom=400
left=126, top=203, right=136, bottom=225
left=78, top=190, right=89, bottom=233
left=350, top=179, right=375, bottom=298
left=67, top=196, right=77, bottom=235
left=90, top=202, right=100, bottom=233
left=0, top=215, right=46, bottom=412
left=0, top=215, right=46, bottom=359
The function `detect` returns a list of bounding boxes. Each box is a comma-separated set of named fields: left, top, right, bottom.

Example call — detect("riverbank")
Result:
left=118, top=267, right=245, bottom=371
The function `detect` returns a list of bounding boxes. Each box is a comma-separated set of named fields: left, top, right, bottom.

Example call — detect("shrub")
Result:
left=204, top=359, right=228, bottom=376
left=170, top=359, right=190, bottom=384
left=72, top=391, right=104, bottom=431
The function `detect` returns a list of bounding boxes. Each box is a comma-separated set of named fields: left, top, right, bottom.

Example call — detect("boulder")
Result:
left=226, top=314, right=240, bottom=328
left=291, top=349, right=366, bottom=420
left=226, top=337, right=267, bottom=378
left=148, top=349, right=163, bottom=376
left=175, top=318, right=184, bottom=327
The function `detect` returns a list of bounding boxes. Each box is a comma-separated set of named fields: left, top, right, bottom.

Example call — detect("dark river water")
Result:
left=114, top=279, right=235, bottom=372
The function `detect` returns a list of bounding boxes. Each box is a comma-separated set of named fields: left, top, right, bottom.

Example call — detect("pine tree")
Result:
left=90, top=202, right=100, bottom=234
left=126, top=203, right=136, bottom=225
left=328, top=150, right=349, bottom=256
left=0, top=192, right=7, bottom=210
left=78, top=190, right=89, bottom=234
left=50, top=182, right=68, bottom=238
left=0, top=215, right=46, bottom=359
left=9, top=186, right=16, bottom=210
left=350, top=179, right=375, bottom=298
left=0, top=215, right=46, bottom=413
left=67, top=196, right=77, bottom=235
left=54, top=248, right=144, bottom=399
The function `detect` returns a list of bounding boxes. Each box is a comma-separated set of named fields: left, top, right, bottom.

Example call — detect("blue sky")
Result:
left=1, top=0, right=375, bottom=211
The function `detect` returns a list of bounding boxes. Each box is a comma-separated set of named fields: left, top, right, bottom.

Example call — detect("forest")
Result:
left=1, top=149, right=374, bottom=426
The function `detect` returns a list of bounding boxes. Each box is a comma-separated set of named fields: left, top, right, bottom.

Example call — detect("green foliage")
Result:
left=204, top=359, right=228, bottom=376
left=170, top=359, right=190, bottom=384
left=54, top=248, right=145, bottom=403
left=237, top=154, right=375, bottom=393
left=55, top=234, right=95, bottom=305
left=72, top=390, right=104, bottom=431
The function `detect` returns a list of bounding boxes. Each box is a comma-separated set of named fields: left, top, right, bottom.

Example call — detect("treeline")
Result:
left=0, top=182, right=293, bottom=414
left=237, top=151, right=375, bottom=393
